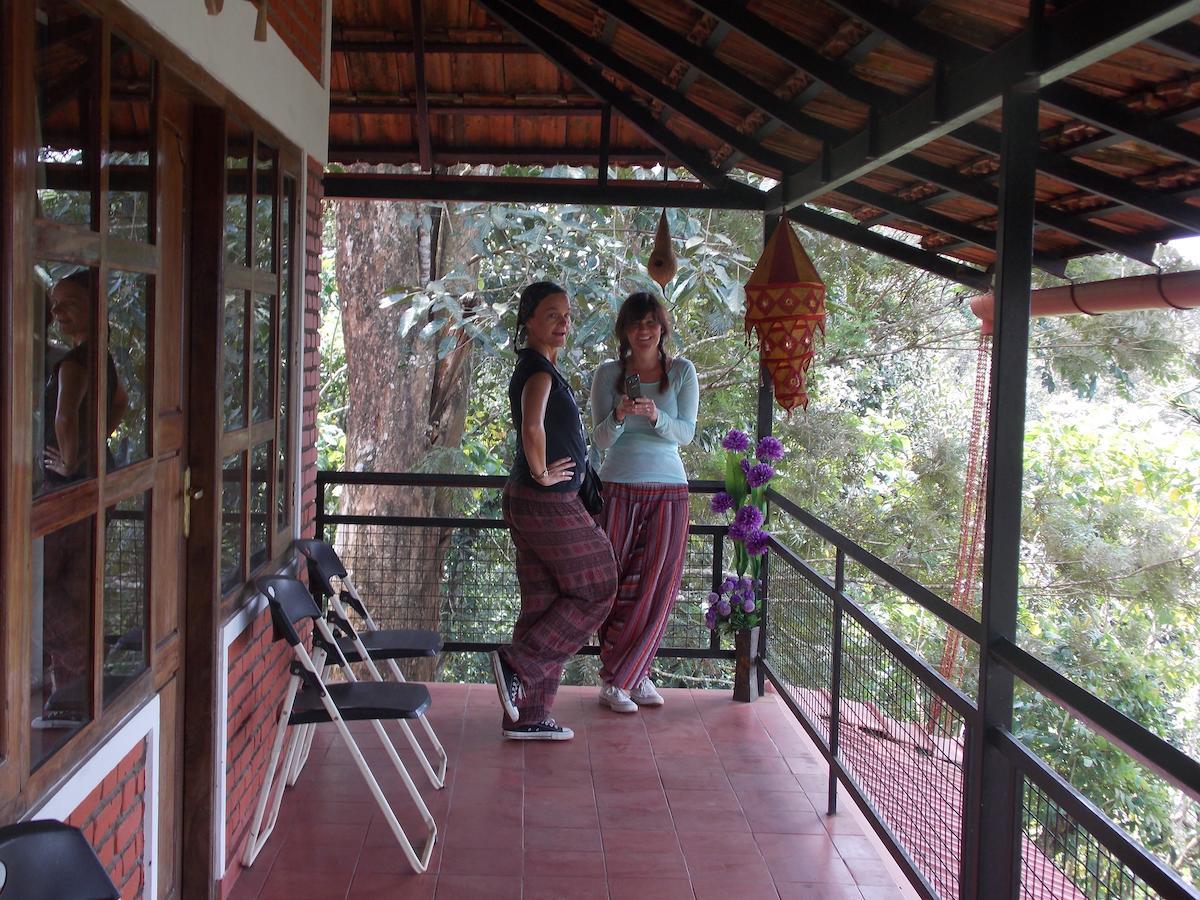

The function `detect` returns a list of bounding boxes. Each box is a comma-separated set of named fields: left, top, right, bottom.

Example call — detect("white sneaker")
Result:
left=629, top=677, right=665, bottom=707
left=599, top=683, right=638, bottom=713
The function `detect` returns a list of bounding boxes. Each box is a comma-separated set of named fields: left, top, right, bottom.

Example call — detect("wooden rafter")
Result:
left=410, top=0, right=433, bottom=171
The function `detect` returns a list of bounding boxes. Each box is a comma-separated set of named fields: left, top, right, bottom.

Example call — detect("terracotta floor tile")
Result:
left=347, top=871, right=436, bottom=899
left=691, top=875, right=781, bottom=900
left=728, top=773, right=805, bottom=793
left=523, top=849, right=606, bottom=879
left=833, top=834, right=882, bottom=860
left=857, top=886, right=907, bottom=899
left=433, top=874, right=522, bottom=900
left=607, top=877, right=695, bottom=900
left=845, top=856, right=900, bottom=887
left=744, top=806, right=828, bottom=835
left=665, top=787, right=741, bottom=812
left=525, top=825, right=603, bottom=851
left=775, top=883, right=863, bottom=899
left=611, top=849, right=689, bottom=879
left=525, top=802, right=600, bottom=830
left=437, top=845, right=522, bottom=877
left=600, top=828, right=682, bottom=856
left=522, top=876, right=610, bottom=900
left=255, top=868, right=351, bottom=900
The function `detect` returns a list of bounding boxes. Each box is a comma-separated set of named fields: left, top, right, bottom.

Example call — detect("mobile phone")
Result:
left=624, top=373, right=642, bottom=399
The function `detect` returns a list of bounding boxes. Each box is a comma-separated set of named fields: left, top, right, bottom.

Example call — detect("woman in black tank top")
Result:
left=489, top=282, right=617, bottom=743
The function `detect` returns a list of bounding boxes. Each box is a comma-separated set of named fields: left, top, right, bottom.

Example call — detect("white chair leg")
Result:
left=385, top=657, right=449, bottom=787
left=242, top=675, right=302, bottom=867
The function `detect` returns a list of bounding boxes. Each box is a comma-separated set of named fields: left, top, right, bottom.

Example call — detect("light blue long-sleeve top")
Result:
left=590, top=357, right=699, bottom=485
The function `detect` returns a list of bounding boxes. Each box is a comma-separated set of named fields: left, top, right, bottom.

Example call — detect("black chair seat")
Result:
left=0, top=820, right=118, bottom=900
left=333, top=628, right=442, bottom=662
left=288, top=681, right=431, bottom=726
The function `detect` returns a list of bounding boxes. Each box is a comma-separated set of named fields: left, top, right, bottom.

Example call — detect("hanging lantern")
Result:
left=744, top=220, right=826, bottom=411
left=646, top=209, right=678, bottom=290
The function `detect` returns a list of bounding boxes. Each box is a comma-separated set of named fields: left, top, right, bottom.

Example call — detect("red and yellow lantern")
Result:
left=744, top=220, right=826, bottom=411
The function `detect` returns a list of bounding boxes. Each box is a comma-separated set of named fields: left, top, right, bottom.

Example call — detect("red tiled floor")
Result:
left=223, top=684, right=910, bottom=899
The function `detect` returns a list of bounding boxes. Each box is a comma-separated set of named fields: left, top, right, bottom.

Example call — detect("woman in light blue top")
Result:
left=590, top=292, right=699, bottom=713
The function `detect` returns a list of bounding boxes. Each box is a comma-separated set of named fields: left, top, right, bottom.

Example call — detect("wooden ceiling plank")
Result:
left=818, top=0, right=979, bottom=68
left=954, top=122, right=1200, bottom=232
left=686, top=0, right=901, bottom=109
left=1042, top=82, right=1200, bottom=167
left=769, top=0, right=1200, bottom=214
left=411, top=0, right=434, bottom=170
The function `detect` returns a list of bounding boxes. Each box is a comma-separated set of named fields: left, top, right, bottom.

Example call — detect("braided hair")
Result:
left=513, top=280, right=566, bottom=350
left=613, top=291, right=672, bottom=394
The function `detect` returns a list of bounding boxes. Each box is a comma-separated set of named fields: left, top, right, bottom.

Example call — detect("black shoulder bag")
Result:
left=579, top=464, right=604, bottom=515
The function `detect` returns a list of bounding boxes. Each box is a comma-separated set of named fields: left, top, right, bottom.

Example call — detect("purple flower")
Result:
left=710, top=491, right=734, bottom=514
left=756, top=436, right=785, bottom=462
left=746, top=463, right=776, bottom=489
left=716, top=599, right=732, bottom=617
left=740, top=458, right=751, bottom=476
left=742, top=596, right=756, bottom=613
left=733, top=505, right=764, bottom=532
left=745, top=529, right=771, bottom=557
left=722, top=429, right=751, bottom=452
left=706, top=591, right=720, bottom=606
left=728, top=522, right=751, bottom=542
left=738, top=575, right=754, bottom=590
left=704, top=608, right=717, bottom=629
left=720, top=576, right=737, bottom=594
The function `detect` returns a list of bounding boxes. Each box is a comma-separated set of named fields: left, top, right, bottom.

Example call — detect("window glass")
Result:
left=36, top=1, right=98, bottom=227
left=221, top=453, right=244, bottom=594
left=223, top=290, right=246, bottom=431
left=107, top=34, right=153, bottom=243
left=31, top=515, right=95, bottom=768
left=254, top=142, right=276, bottom=272
left=35, top=266, right=98, bottom=496
left=224, top=122, right=251, bottom=268
left=252, top=292, right=273, bottom=423
left=250, top=442, right=270, bottom=569
left=277, top=176, right=294, bottom=530
left=103, top=492, right=148, bottom=704
left=107, top=270, right=149, bottom=469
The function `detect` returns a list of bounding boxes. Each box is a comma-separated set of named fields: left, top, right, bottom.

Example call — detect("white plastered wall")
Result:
left=116, top=0, right=330, bottom=164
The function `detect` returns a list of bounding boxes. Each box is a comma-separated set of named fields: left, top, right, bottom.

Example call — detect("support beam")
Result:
left=1141, top=21, right=1200, bottom=64
left=972, top=85, right=1040, bottom=900
left=685, top=0, right=900, bottom=109
left=410, top=0, right=433, bottom=171
left=836, top=181, right=1068, bottom=277
left=474, top=0, right=740, bottom=188
left=954, top=122, right=1200, bottom=232
left=329, top=102, right=605, bottom=117
left=768, top=0, right=1200, bottom=213
left=332, top=39, right=535, bottom=54
left=786, top=206, right=992, bottom=291
left=326, top=144, right=683, bottom=167
left=1041, top=82, right=1200, bottom=167
left=322, top=173, right=767, bottom=210
left=598, top=104, right=611, bottom=188
left=594, top=0, right=845, bottom=143
left=505, top=2, right=802, bottom=173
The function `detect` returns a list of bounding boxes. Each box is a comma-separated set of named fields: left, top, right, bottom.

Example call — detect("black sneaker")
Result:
left=490, top=650, right=522, bottom=721
left=502, top=718, right=574, bottom=741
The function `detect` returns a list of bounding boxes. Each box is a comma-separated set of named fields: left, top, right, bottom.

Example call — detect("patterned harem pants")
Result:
left=500, top=482, right=618, bottom=725
left=597, top=482, right=690, bottom=691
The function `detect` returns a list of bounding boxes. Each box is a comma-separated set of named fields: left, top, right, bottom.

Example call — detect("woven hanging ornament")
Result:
left=744, top=220, right=826, bottom=411
left=647, top=209, right=678, bottom=290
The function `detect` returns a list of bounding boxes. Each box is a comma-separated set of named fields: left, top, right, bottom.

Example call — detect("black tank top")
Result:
left=507, top=348, right=586, bottom=492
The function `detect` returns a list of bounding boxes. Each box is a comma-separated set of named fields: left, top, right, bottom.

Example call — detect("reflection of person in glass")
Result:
left=43, top=271, right=127, bottom=482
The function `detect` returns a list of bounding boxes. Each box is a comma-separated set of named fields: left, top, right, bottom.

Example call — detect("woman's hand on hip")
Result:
left=535, top=456, right=576, bottom=486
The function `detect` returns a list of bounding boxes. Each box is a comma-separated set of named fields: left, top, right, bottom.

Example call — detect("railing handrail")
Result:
left=317, top=470, right=726, bottom=493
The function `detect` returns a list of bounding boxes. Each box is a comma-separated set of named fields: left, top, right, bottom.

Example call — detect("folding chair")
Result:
left=241, top=576, right=437, bottom=873
left=290, top=539, right=447, bottom=790
left=0, top=819, right=118, bottom=900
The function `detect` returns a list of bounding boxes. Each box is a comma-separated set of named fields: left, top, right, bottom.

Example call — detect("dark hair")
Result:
left=514, top=280, right=566, bottom=350
left=614, top=291, right=672, bottom=393
left=54, top=270, right=92, bottom=291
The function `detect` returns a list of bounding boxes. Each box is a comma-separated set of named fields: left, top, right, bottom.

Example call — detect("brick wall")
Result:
left=66, top=740, right=147, bottom=900
left=221, top=156, right=324, bottom=886
left=246, top=0, right=324, bottom=82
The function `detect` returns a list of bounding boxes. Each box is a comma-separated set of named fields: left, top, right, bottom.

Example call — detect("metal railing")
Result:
left=313, top=471, right=1199, bottom=900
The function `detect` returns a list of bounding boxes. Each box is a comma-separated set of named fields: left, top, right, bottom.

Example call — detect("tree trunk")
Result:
left=333, top=164, right=477, bottom=680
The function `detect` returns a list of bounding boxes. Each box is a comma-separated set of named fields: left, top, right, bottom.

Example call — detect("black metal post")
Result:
left=828, top=548, right=845, bottom=816
left=970, top=85, right=1039, bottom=900
left=314, top=472, right=326, bottom=540
left=754, top=210, right=779, bottom=697
left=710, top=533, right=723, bottom=653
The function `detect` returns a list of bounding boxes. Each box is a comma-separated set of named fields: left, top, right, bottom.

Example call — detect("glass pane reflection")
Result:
left=103, top=492, right=148, bottom=704
left=254, top=143, right=276, bottom=271
left=221, top=453, right=244, bottom=594
left=36, top=2, right=98, bottom=227
left=107, top=34, right=154, bottom=243
left=225, top=122, right=251, bottom=268
left=251, top=292, right=273, bottom=423
left=31, top=514, right=95, bottom=768
left=250, top=441, right=270, bottom=568
left=107, top=270, right=147, bottom=469
left=277, top=177, right=294, bottom=530
left=36, top=267, right=98, bottom=496
left=223, top=290, right=246, bottom=431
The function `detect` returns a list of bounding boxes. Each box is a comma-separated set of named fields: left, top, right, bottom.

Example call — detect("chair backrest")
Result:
left=293, top=539, right=347, bottom=598
left=255, top=575, right=321, bottom=646
left=0, top=819, right=118, bottom=900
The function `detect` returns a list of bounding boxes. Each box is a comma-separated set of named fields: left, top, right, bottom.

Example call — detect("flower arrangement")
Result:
left=704, top=429, right=785, bottom=634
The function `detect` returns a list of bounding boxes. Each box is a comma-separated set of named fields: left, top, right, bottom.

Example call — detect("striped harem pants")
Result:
left=500, top=482, right=618, bottom=726
left=597, top=482, right=690, bottom=690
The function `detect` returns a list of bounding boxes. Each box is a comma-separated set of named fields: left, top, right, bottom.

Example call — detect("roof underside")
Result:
left=326, top=0, right=1200, bottom=288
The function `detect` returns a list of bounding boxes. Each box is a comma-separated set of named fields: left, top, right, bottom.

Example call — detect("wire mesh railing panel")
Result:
left=1021, top=779, right=1160, bottom=900
left=766, top=562, right=834, bottom=747
left=839, top=612, right=968, bottom=900
left=325, top=521, right=717, bottom=652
